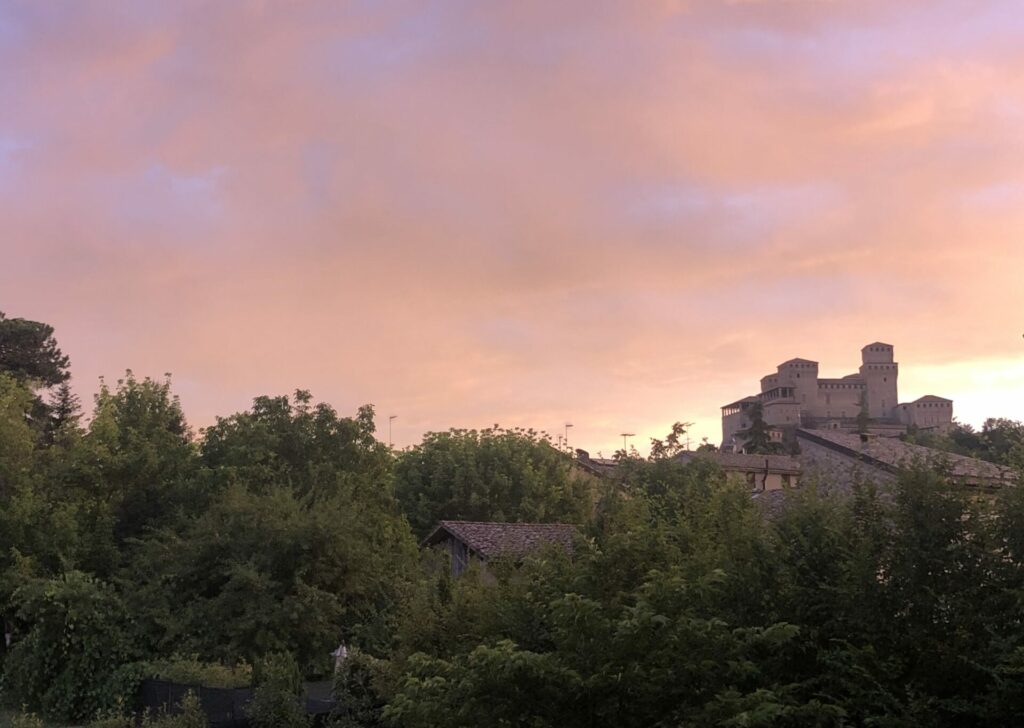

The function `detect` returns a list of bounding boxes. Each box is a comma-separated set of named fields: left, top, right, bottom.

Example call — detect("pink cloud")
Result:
left=2, top=0, right=1023, bottom=452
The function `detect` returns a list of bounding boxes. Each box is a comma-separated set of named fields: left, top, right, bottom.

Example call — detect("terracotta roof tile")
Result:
left=796, top=428, right=1015, bottom=487
left=422, top=521, right=577, bottom=560
left=677, top=451, right=802, bottom=474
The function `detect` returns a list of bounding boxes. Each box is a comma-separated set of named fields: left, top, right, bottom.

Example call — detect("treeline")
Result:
left=3, top=311, right=1024, bottom=727
left=904, top=419, right=1024, bottom=468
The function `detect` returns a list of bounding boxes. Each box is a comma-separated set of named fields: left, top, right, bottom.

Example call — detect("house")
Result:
left=574, top=448, right=620, bottom=478
left=797, top=428, right=1016, bottom=493
left=421, top=520, right=577, bottom=577
left=675, top=450, right=802, bottom=492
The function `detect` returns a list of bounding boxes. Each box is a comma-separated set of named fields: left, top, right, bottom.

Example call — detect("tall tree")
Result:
left=0, top=311, right=70, bottom=388
left=736, top=401, right=781, bottom=454
left=45, top=381, right=82, bottom=444
left=65, top=371, right=197, bottom=555
left=199, top=391, right=391, bottom=497
left=856, top=391, right=871, bottom=435
left=394, top=427, right=593, bottom=538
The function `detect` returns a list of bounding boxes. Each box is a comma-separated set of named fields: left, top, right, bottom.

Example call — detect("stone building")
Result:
left=722, top=343, right=953, bottom=449
left=675, top=451, right=802, bottom=492
left=796, top=428, right=1015, bottom=493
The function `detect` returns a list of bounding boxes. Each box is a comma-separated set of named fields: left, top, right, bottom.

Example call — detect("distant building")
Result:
left=574, top=449, right=620, bottom=478
left=722, top=343, right=953, bottom=449
left=797, top=428, right=1015, bottom=492
left=421, top=520, right=577, bottom=577
left=675, top=450, right=802, bottom=492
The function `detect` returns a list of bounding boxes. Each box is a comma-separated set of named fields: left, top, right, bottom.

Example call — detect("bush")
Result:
left=140, top=691, right=208, bottom=728
left=87, top=691, right=209, bottom=728
left=249, top=653, right=310, bottom=728
left=87, top=715, right=132, bottom=728
left=147, top=656, right=252, bottom=688
left=7, top=708, right=45, bottom=728
left=1, top=571, right=136, bottom=721
left=329, top=649, right=389, bottom=728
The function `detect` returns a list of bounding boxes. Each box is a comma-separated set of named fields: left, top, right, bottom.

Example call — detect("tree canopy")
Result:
left=393, top=427, right=593, bottom=538
left=0, top=311, right=70, bottom=388
left=3, top=311, right=1024, bottom=727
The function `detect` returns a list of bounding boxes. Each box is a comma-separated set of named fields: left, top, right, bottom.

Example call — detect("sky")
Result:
left=2, top=0, right=1023, bottom=455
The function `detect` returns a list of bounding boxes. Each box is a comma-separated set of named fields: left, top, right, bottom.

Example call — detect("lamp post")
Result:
left=620, top=433, right=635, bottom=452
left=389, top=415, right=397, bottom=448
left=564, top=423, right=573, bottom=452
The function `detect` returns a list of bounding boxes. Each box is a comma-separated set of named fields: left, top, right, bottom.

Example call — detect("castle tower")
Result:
left=776, top=358, right=819, bottom=414
left=858, top=342, right=898, bottom=418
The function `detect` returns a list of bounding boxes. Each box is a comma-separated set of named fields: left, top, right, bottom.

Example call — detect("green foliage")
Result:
left=248, top=654, right=310, bottom=728
left=736, top=401, right=783, bottom=454
left=329, top=649, right=389, bottom=728
left=4, top=708, right=45, bottom=728
left=856, top=390, right=870, bottom=434
left=74, top=371, right=197, bottom=548
left=7, top=309, right=1024, bottom=726
left=146, top=656, right=252, bottom=688
left=1, top=571, right=136, bottom=721
left=648, top=421, right=692, bottom=460
left=0, top=312, right=70, bottom=389
left=87, top=713, right=134, bottom=728
left=126, top=479, right=416, bottom=670
left=383, top=464, right=1024, bottom=726
left=906, top=418, right=1024, bottom=467
left=199, top=392, right=390, bottom=497
left=394, top=426, right=592, bottom=538
left=45, top=383, right=81, bottom=445
left=0, top=374, right=38, bottom=495
left=140, top=692, right=208, bottom=728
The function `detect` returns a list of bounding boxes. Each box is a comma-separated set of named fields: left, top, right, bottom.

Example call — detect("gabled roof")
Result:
left=421, top=521, right=577, bottom=560
left=575, top=449, right=619, bottom=478
left=862, top=342, right=893, bottom=349
left=779, top=358, right=818, bottom=366
left=677, top=450, right=802, bottom=475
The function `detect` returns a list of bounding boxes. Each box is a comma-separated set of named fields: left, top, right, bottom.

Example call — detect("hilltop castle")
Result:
left=721, top=342, right=953, bottom=449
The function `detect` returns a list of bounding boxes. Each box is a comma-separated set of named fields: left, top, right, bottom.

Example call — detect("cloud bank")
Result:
left=2, top=0, right=1022, bottom=451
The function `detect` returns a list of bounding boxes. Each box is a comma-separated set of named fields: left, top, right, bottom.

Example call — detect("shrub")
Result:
left=8, top=708, right=45, bottom=728
left=87, top=716, right=132, bottom=728
left=140, top=691, right=209, bottom=728
left=249, top=653, right=310, bottom=728
left=1, top=571, right=136, bottom=721
left=147, top=656, right=252, bottom=688
left=329, top=649, right=389, bottom=728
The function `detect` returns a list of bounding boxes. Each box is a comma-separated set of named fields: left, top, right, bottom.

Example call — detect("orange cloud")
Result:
left=2, top=0, right=1023, bottom=453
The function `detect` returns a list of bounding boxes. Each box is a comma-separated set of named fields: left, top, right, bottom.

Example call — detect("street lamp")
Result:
left=620, top=433, right=635, bottom=451
left=564, top=423, right=574, bottom=452
left=389, top=415, right=397, bottom=448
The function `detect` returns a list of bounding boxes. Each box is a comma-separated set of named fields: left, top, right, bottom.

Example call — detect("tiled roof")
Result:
left=422, top=521, right=577, bottom=560
left=575, top=449, right=620, bottom=477
left=908, top=395, right=952, bottom=403
left=779, top=358, right=818, bottom=366
left=722, top=395, right=760, bottom=408
left=796, top=428, right=1015, bottom=487
left=677, top=450, right=802, bottom=474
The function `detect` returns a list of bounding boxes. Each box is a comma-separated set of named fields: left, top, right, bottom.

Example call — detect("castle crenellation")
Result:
left=721, top=342, right=953, bottom=449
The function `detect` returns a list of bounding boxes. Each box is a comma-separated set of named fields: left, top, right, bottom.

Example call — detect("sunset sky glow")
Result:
left=2, top=1, right=1023, bottom=453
